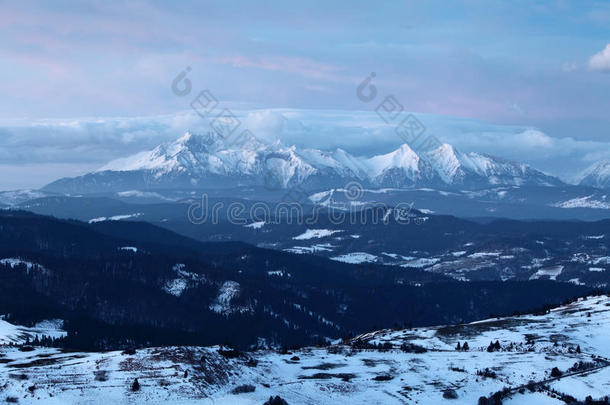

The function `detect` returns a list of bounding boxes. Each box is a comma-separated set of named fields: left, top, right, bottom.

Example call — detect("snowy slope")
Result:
left=425, top=143, right=561, bottom=187
left=0, top=319, right=65, bottom=345
left=1, top=295, right=608, bottom=404
left=364, top=144, right=438, bottom=187
left=0, top=189, right=57, bottom=207
left=580, top=160, right=610, bottom=189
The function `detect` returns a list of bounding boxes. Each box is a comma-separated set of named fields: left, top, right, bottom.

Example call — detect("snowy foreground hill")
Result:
left=1, top=295, right=609, bottom=404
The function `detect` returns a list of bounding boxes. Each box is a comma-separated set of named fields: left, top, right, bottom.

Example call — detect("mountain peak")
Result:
left=177, top=131, right=194, bottom=143
left=425, top=143, right=462, bottom=183
left=366, top=143, right=420, bottom=176
left=580, top=160, right=610, bottom=188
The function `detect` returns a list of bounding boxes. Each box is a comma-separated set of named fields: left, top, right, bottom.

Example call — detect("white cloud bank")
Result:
left=589, top=44, right=610, bottom=72
left=1, top=109, right=610, bottom=190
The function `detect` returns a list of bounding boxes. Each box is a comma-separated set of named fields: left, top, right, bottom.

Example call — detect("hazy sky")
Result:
left=1, top=0, right=610, bottom=189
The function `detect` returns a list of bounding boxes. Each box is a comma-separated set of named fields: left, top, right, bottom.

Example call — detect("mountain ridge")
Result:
left=43, top=131, right=564, bottom=194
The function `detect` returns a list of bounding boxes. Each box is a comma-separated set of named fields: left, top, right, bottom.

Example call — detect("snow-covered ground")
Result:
left=0, top=295, right=608, bottom=404
left=330, top=252, right=378, bottom=264
left=552, top=195, right=610, bottom=210
left=208, top=281, right=252, bottom=315
left=276, top=241, right=608, bottom=286
left=292, top=229, right=343, bottom=240
left=529, top=265, right=564, bottom=280
left=244, top=221, right=265, bottom=229
left=88, top=213, right=143, bottom=223
left=0, top=258, right=47, bottom=274
left=0, top=319, right=65, bottom=345
left=283, top=243, right=335, bottom=254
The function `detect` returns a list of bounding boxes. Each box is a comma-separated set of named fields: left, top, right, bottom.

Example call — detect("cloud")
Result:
left=0, top=112, right=203, bottom=165
left=561, top=62, right=578, bottom=72
left=0, top=163, right=99, bottom=191
left=2, top=109, right=610, bottom=190
left=2, top=0, right=610, bottom=133
left=589, top=44, right=610, bottom=72
left=215, top=55, right=346, bottom=82
left=507, top=103, right=525, bottom=115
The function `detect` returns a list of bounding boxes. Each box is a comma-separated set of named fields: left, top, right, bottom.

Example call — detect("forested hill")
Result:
left=0, top=210, right=592, bottom=350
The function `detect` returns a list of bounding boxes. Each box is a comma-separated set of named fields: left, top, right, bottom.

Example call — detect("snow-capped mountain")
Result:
left=424, top=143, right=561, bottom=187
left=43, top=132, right=563, bottom=194
left=580, top=160, right=610, bottom=189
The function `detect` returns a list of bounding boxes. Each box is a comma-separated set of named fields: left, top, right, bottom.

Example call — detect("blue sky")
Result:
left=1, top=0, right=610, bottom=189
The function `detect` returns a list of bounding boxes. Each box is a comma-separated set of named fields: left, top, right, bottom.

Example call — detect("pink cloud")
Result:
left=216, top=55, right=345, bottom=81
